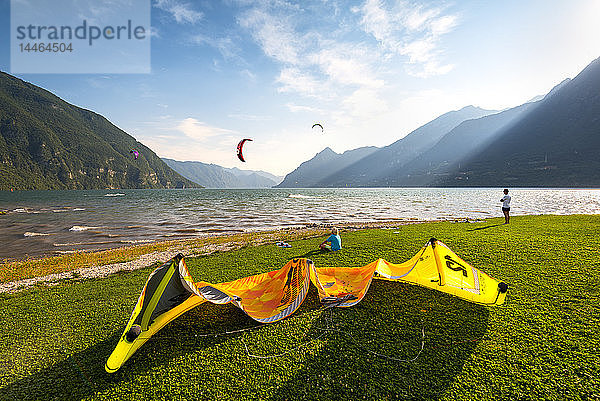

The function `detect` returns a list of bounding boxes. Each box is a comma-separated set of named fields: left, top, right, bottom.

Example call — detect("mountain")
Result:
left=316, top=105, right=496, bottom=187
left=162, top=158, right=279, bottom=188
left=437, top=57, right=600, bottom=187
left=277, top=59, right=597, bottom=189
left=383, top=101, right=537, bottom=186
left=277, top=105, right=495, bottom=187
left=226, top=167, right=284, bottom=185
left=275, top=146, right=378, bottom=188
left=0, top=72, right=199, bottom=190
left=525, top=79, right=570, bottom=104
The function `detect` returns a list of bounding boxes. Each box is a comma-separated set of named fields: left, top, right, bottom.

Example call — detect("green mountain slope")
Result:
left=0, top=72, right=200, bottom=190
left=439, top=57, right=600, bottom=187
left=384, top=102, right=536, bottom=186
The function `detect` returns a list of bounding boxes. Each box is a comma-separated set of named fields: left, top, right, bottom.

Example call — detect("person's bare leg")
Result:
left=503, top=210, right=509, bottom=224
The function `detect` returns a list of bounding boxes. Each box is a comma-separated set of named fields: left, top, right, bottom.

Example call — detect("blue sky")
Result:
left=1, top=0, right=599, bottom=175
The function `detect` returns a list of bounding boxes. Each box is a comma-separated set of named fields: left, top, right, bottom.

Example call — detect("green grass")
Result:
left=1, top=215, right=599, bottom=400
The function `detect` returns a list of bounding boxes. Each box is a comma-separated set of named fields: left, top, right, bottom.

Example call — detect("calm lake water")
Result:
left=1, top=188, right=599, bottom=260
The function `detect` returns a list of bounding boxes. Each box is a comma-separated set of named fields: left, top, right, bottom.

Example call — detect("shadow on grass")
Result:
left=294, top=249, right=326, bottom=259
left=467, top=224, right=504, bottom=231
left=2, top=282, right=489, bottom=400
left=268, top=280, right=490, bottom=400
left=0, top=301, right=259, bottom=401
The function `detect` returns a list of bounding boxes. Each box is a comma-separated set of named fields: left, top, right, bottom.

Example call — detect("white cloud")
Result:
left=234, top=0, right=460, bottom=140
left=407, top=60, right=454, bottom=78
left=236, top=1, right=391, bottom=126
left=286, top=103, right=323, bottom=113
left=190, top=34, right=244, bottom=62
left=359, top=0, right=393, bottom=43
left=342, top=87, right=389, bottom=119
left=359, top=0, right=459, bottom=77
left=139, top=0, right=463, bottom=174
left=313, top=44, right=384, bottom=88
left=154, top=0, right=203, bottom=24
left=403, top=5, right=441, bottom=32
left=276, top=68, right=325, bottom=98
left=238, top=8, right=302, bottom=64
left=400, top=38, right=435, bottom=64
left=133, top=116, right=249, bottom=169
left=176, top=118, right=234, bottom=141
left=429, top=15, right=458, bottom=36
left=144, top=135, right=236, bottom=166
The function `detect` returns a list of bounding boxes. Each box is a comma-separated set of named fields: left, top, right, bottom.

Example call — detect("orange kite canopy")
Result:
left=236, top=138, right=253, bottom=162
left=105, top=238, right=508, bottom=373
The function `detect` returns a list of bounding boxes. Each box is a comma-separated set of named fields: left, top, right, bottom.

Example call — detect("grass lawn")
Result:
left=1, top=214, right=599, bottom=400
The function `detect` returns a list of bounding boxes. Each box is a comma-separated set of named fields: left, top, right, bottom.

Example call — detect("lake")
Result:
left=1, top=188, right=599, bottom=260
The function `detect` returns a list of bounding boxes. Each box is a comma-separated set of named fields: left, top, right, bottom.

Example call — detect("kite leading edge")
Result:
left=236, top=138, right=253, bottom=162
left=105, top=239, right=508, bottom=373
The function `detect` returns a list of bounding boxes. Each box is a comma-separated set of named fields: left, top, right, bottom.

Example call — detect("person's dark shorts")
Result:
left=502, top=207, right=510, bottom=212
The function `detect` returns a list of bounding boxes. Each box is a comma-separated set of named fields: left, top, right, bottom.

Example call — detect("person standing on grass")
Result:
left=500, top=189, right=511, bottom=224
left=320, top=227, right=342, bottom=251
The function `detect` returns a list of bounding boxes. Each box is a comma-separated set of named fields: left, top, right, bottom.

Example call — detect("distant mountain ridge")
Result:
left=0, top=71, right=199, bottom=190
left=276, top=57, right=600, bottom=188
left=277, top=105, right=495, bottom=187
left=438, top=57, right=600, bottom=187
left=226, top=167, right=283, bottom=184
left=384, top=101, right=537, bottom=186
left=276, top=146, right=379, bottom=188
left=162, top=158, right=282, bottom=188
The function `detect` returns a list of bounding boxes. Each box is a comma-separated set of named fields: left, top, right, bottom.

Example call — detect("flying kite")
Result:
left=130, top=150, right=139, bottom=160
left=237, top=139, right=253, bottom=162
left=312, top=123, right=324, bottom=132
left=105, top=238, right=508, bottom=372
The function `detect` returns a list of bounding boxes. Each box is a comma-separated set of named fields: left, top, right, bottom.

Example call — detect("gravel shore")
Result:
left=0, top=220, right=429, bottom=294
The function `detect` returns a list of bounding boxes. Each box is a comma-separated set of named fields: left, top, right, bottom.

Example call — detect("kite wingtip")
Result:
left=105, top=360, right=120, bottom=374
left=498, top=282, right=509, bottom=293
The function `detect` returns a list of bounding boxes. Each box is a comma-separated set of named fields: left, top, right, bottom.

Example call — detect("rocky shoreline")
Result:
left=0, top=220, right=429, bottom=294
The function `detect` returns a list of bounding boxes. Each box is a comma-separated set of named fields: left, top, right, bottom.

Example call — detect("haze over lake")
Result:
left=1, top=188, right=599, bottom=260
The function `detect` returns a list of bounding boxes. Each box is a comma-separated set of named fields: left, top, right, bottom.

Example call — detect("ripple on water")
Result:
left=2, top=188, right=600, bottom=259
left=69, top=226, right=100, bottom=232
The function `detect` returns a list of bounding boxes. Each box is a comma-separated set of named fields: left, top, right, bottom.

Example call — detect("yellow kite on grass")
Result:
left=105, top=238, right=508, bottom=373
